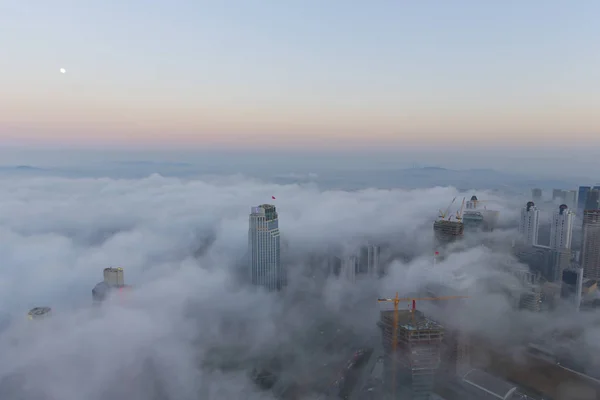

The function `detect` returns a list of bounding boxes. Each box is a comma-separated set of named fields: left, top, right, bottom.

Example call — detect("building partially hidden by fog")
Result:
left=549, top=204, right=574, bottom=250
left=462, top=195, right=499, bottom=232
left=378, top=309, right=444, bottom=399
left=518, top=201, right=539, bottom=246
left=27, top=306, right=52, bottom=320
left=248, top=204, right=285, bottom=291
left=561, top=267, right=583, bottom=310
left=92, top=267, right=131, bottom=303
left=531, top=188, right=542, bottom=203
left=459, top=369, right=530, bottom=400
left=582, top=210, right=600, bottom=280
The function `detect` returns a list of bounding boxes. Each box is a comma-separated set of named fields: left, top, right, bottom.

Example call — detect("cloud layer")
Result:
left=0, top=173, right=554, bottom=399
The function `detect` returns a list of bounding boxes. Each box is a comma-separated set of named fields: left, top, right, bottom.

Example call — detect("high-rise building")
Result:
left=93, top=267, right=131, bottom=303
left=248, top=204, right=284, bottom=291
left=367, top=244, right=381, bottom=276
left=581, top=210, right=600, bottom=280
left=519, top=286, right=543, bottom=312
left=564, top=190, right=577, bottom=210
left=531, top=188, right=542, bottom=203
left=463, top=195, right=499, bottom=232
left=433, top=220, right=463, bottom=246
left=549, top=204, right=574, bottom=250
left=379, top=309, right=444, bottom=399
left=518, top=201, right=539, bottom=246
left=552, top=189, right=565, bottom=202
left=578, top=186, right=591, bottom=215
left=513, top=244, right=570, bottom=283
left=103, top=267, right=124, bottom=286
left=562, top=267, right=583, bottom=310
left=341, top=255, right=359, bottom=282
left=585, top=189, right=600, bottom=210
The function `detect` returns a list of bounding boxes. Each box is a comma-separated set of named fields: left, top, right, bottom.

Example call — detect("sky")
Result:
left=1, top=0, right=600, bottom=151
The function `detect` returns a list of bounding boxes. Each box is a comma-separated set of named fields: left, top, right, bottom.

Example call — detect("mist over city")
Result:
left=0, top=160, right=598, bottom=400
left=3, top=1, right=600, bottom=399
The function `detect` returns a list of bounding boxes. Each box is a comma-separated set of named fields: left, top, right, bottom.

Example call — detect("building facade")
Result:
left=367, top=244, right=381, bottom=276
left=585, top=189, right=600, bottom=211
left=578, top=186, right=591, bottom=216
left=564, top=190, right=577, bottom=210
left=248, top=204, right=284, bottom=291
left=531, top=188, right=542, bottom=203
left=518, top=201, right=539, bottom=246
left=581, top=210, right=600, bottom=280
left=549, top=204, right=574, bottom=251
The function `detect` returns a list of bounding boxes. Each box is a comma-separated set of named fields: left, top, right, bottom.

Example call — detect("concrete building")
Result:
left=27, top=307, right=52, bottom=320
left=103, top=267, right=124, bottom=286
left=581, top=210, right=600, bottom=280
left=585, top=189, right=600, bottom=210
left=578, top=186, right=591, bottom=215
left=341, top=255, right=359, bottom=283
left=93, top=267, right=131, bottom=303
left=463, top=195, right=499, bottom=232
left=552, top=189, right=565, bottom=202
left=549, top=204, right=574, bottom=251
left=531, top=188, right=542, bottom=203
left=513, top=244, right=570, bottom=283
left=248, top=204, right=284, bottom=291
left=433, top=220, right=464, bottom=247
left=519, top=286, right=543, bottom=312
left=564, top=190, right=577, bottom=210
left=518, top=201, right=539, bottom=246
left=366, top=244, right=380, bottom=276
left=378, top=309, right=444, bottom=399
left=561, top=267, right=583, bottom=310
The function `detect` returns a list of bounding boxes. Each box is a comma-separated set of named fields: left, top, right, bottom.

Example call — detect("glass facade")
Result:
left=248, top=204, right=285, bottom=291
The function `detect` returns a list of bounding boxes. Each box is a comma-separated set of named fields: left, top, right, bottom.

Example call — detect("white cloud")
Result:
left=0, top=173, right=539, bottom=399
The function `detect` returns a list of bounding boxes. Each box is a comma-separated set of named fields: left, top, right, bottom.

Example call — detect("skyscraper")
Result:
left=563, top=190, right=577, bottom=210
left=518, top=201, right=539, bottom=246
left=549, top=204, right=574, bottom=250
left=552, top=189, right=565, bottom=202
left=585, top=189, right=600, bottom=210
left=578, top=186, right=591, bottom=215
left=341, top=255, right=359, bottom=282
left=531, top=188, right=542, bottom=203
left=367, top=244, right=381, bottom=276
left=248, top=204, right=284, bottom=290
left=379, top=309, right=444, bottom=399
left=581, top=210, right=600, bottom=280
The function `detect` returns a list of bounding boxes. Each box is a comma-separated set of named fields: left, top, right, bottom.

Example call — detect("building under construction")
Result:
left=434, top=197, right=465, bottom=248
left=433, top=220, right=464, bottom=243
left=379, top=309, right=445, bottom=399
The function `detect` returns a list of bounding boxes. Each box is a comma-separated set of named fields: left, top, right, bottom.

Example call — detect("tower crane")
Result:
left=377, top=292, right=470, bottom=398
left=439, top=197, right=457, bottom=219
left=455, top=197, right=466, bottom=221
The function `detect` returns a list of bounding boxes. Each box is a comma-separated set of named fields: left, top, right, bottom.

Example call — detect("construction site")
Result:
left=378, top=308, right=444, bottom=399
left=433, top=197, right=465, bottom=247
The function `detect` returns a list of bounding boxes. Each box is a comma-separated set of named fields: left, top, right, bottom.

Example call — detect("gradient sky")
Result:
left=1, top=1, right=599, bottom=150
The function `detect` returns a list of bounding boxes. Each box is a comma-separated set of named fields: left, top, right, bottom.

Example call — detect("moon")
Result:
left=60, top=68, right=66, bottom=74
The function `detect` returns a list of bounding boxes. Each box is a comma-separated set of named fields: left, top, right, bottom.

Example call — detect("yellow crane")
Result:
left=438, top=197, right=456, bottom=219
left=455, top=197, right=466, bottom=221
left=376, top=292, right=470, bottom=398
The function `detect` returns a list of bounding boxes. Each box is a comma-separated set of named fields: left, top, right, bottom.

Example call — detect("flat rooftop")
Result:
left=380, top=309, right=444, bottom=331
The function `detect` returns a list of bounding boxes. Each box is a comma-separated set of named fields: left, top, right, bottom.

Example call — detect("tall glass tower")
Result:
left=248, top=204, right=284, bottom=290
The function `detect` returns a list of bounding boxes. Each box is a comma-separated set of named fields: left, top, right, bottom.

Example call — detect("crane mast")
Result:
left=377, top=292, right=469, bottom=398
